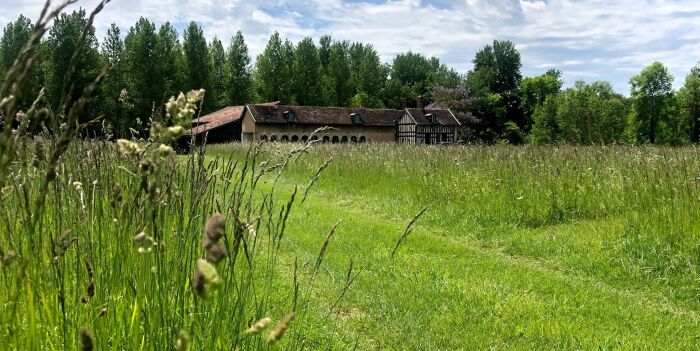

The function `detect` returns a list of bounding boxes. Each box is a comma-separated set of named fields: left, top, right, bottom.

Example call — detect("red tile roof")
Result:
left=247, top=105, right=403, bottom=126
left=184, top=101, right=280, bottom=136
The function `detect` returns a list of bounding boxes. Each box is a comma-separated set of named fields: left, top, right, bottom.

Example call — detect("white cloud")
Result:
left=2, top=0, right=700, bottom=93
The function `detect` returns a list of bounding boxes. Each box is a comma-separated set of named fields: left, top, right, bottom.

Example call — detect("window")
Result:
left=270, top=135, right=278, bottom=142
left=259, top=135, right=268, bottom=141
left=322, top=136, right=330, bottom=143
left=301, top=135, right=309, bottom=143
left=425, top=113, right=437, bottom=124
left=359, top=136, right=366, bottom=143
left=291, top=135, right=299, bottom=142
left=341, top=136, right=348, bottom=143
left=284, top=110, right=296, bottom=123
left=350, top=113, right=363, bottom=125
left=332, top=136, right=340, bottom=144
left=281, top=135, right=289, bottom=142
left=350, top=136, right=357, bottom=143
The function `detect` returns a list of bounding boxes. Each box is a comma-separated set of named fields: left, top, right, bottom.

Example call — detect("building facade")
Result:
left=183, top=103, right=460, bottom=145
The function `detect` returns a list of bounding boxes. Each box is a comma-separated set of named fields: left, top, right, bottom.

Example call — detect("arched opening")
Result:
left=301, top=135, right=309, bottom=143
left=341, top=136, right=348, bottom=143
left=291, top=135, right=299, bottom=142
left=310, top=135, right=319, bottom=141
left=359, top=136, right=366, bottom=143
left=350, top=136, right=357, bottom=143
left=259, top=135, right=268, bottom=141
left=281, top=135, right=289, bottom=142
left=270, top=135, right=278, bottom=142
left=331, top=136, right=340, bottom=144
left=322, top=136, right=330, bottom=143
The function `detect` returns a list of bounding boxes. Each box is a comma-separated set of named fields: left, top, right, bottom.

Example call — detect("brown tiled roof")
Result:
left=184, top=101, right=280, bottom=136
left=184, top=106, right=245, bottom=136
left=405, top=108, right=460, bottom=126
left=247, top=105, right=403, bottom=126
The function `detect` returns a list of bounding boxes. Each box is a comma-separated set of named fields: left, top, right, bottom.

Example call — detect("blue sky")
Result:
left=2, top=0, right=700, bottom=94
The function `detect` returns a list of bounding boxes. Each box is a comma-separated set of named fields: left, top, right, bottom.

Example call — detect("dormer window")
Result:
left=350, top=113, right=363, bottom=125
left=425, top=113, right=437, bottom=124
left=284, top=110, right=296, bottom=123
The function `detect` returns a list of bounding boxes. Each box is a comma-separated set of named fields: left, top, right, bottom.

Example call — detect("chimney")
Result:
left=401, top=97, right=408, bottom=110
left=417, top=96, right=424, bottom=110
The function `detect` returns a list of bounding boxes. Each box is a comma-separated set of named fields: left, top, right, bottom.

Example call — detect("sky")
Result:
left=2, top=0, right=700, bottom=94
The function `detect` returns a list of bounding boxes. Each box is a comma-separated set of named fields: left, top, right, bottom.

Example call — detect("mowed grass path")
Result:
left=209, top=144, right=700, bottom=350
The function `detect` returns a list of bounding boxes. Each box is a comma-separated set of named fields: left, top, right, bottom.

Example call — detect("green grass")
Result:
left=3, top=141, right=700, bottom=349
left=209, top=143, right=700, bottom=349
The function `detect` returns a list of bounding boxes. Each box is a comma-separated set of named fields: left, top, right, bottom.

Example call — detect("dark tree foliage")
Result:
left=209, top=37, right=227, bottom=109
left=1, top=15, right=42, bottom=110
left=467, top=40, right=524, bottom=142
left=44, top=10, right=102, bottom=118
left=255, top=32, right=291, bottom=103
left=183, top=21, right=212, bottom=112
left=155, top=22, right=186, bottom=102
left=123, top=17, right=159, bottom=128
left=325, top=43, right=353, bottom=106
left=291, top=37, right=323, bottom=106
left=99, top=23, right=125, bottom=136
left=226, top=31, right=252, bottom=105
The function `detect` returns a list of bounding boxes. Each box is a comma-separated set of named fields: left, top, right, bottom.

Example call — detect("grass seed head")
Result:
left=206, top=243, right=227, bottom=264
left=175, top=329, right=191, bottom=351
left=267, top=313, right=295, bottom=345
left=204, top=213, right=226, bottom=243
left=78, top=328, right=95, bottom=351
left=191, top=259, right=222, bottom=298
left=245, top=317, right=273, bottom=334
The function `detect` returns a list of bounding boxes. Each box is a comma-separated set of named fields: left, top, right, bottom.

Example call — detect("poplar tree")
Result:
left=326, top=43, right=353, bottom=106
left=209, top=36, right=227, bottom=109
left=123, top=17, right=159, bottom=125
left=0, top=15, right=41, bottom=110
left=100, top=23, right=126, bottom=135
left=44, top=10, right=101, bottom=118
left=183, top=21, right=211, bottom=111
left=255, top=32, right=291, bottom=103
left=291, top=37, right=322, bottom=106
left=226, top=31, right=252, bottom=105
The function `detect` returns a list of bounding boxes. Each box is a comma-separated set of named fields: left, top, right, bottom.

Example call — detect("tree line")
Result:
left=2, top=10, right=699, bottom=144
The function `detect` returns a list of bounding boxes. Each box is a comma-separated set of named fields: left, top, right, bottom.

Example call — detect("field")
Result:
left=2, top=141, right=700, bottom=349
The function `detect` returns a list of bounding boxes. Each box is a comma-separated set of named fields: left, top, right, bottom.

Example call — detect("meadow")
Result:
left=3, top=138, right=700, bottom=349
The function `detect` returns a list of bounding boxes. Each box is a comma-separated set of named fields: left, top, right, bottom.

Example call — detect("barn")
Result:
left=241, top=104, right=403, bottom=143
left=182, top=103, right=459, bottom=145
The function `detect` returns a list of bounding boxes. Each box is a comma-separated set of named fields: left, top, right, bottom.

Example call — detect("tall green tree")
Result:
left=325, top=43, right=353, bottom=106
left=353, top=48, right=387, bottom=108
left=44, top=10, right=101, bottom=118
left=254, top=32, right=291, bottom=103
left=319, top=35, right=332, bottom=70
left=123, top=17, right=159, bottom=126
left=520, top=68, right=563, bottom=131
left=389, top=51, right=433, bottom=106
left=226, top=31, right=252, bottom=105
left=183, top=21, right=211, bottom=111
left=1, top=15, right=42, bottom=110
left=678, top=65, right=700, bottom=143
left=100, top=23, right=126, bottom=135
left=468, top=40, right=523, bottom=139
left=291, top=37, right=322, bottom=106
left=629, top=61, right=675, bottom=144
left=209, top=36, right=227, bottom=109
left=155, top=22, right=185, bottom=102
left=530, top=81, right=627, bottom=144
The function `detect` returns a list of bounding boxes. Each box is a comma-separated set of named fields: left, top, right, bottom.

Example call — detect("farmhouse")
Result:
left=183, top=104, right=460, bottom=145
